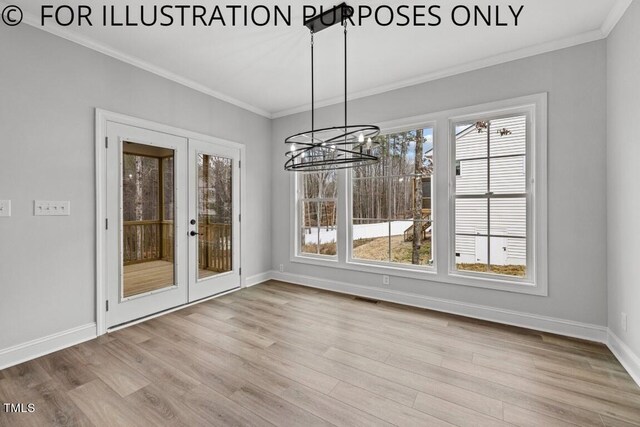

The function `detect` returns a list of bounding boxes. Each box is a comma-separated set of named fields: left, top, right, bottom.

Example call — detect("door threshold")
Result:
left=106, top=286, right=241, bottom=333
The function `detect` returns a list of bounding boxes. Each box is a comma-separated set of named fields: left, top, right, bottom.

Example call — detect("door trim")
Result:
left=95, top=109, right=247, bottom=336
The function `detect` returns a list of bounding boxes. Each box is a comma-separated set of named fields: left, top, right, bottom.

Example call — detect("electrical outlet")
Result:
left=279, top=264, right=284, bottom=273
left=34, top=200, right=71, bottom=216
left=382, top=275, right=390, bottom=285
left=622, top=313, right=628, bottom=332
left=0, top=200, right=11, bottom=217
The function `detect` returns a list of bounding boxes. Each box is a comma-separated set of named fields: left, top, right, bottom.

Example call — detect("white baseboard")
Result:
left=269, top=271, right=608, bottom=343
left=607, top=330, right=640, bottom=387
left=245, top=271, right=272, bottom=288
left=0, top=323, right=97, bottom=370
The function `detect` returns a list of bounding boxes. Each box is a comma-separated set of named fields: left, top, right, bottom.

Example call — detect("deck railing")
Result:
left=198, top=222, right=232, bottom=273
left=123, top=221, right=231, bottom=272
left=123, top=220, right=172, bottom=264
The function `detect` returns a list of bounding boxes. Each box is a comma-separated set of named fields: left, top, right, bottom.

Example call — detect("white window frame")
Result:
left=295, top=171, right=339, bottom=262
left=346, top=121, right=437, bottom=273
left=290, top=93, right=547, bottom=295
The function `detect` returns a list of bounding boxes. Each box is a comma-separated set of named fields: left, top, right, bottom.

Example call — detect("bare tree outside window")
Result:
left=351, top=128, right=434, bottom=266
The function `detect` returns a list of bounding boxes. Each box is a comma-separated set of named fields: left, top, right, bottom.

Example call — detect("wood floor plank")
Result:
left=126, top=383, right=209, bottom=426
left=2, top=359, right=52, bottom=390
left=329, top=381, right=455, bottom=426
left=533, top=358, right=640, bottom=394
left=35, top=348, right=97, bottom=391
left=279, top=381, right=394, bottom=427
left=472, top=353, right=640, bottom=405
left=0, top=377, right=93, bottom=427
left=229, top=383, right=333, bottom=427
left=157, top=315, right=341, bottom=395
left=185, top=312, right=276, bottom=348
left=179, top=384, right=275, bottom=427
left=442, top=357, right=640, bottom=424
left=357, top=343, right=607, bottom=426
left=227, top=293, right=464, bottom=364
left=413, top=392, right=511, bottom=427
left=600, top=414, right=640, bottom=427
left=1, top=280, right=638, bottom=426
left=503, top=403, right=581, bottom=427
left=266, top=341, right=419, bottom=407
left=102, top=338, right=201, bottom=397
left=385, top=355, right=504, bottom=419
left=67, top=340, right=151, bottom=398
left=136, top=336, right=246, bottom=398
left=67, top=379, right=143, bottom=426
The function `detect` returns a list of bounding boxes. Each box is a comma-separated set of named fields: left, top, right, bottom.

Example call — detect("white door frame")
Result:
left=95, top=109, right=247, bottom=336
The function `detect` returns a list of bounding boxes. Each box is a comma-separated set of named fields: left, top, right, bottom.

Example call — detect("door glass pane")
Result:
left=122, top=142, right=175, bottom=298
left=197, top=154, right=233, bottom=279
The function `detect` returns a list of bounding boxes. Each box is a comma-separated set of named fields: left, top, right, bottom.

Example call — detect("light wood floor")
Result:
left=1, top=281, right=639, bottom=426
left=124, top=260, right=219, bottom=297
left=124, top=261, right=175, bottom=297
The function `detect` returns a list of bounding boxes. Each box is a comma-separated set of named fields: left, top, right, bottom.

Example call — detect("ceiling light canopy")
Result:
left=284, top=2, right=380, bottom=172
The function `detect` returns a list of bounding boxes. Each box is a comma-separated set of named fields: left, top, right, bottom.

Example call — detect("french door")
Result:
left=188, top=138, right=241, bottom=301
left=105, top=122, right=240, bottom=329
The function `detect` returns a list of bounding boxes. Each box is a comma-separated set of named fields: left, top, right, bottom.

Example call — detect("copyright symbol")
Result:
left=2, top=5, right=23, bottom=26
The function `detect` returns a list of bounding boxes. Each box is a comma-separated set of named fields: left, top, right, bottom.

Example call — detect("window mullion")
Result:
left=337, top=168, right=348, bottom=264
left=486, top=120, right=491, bottom=273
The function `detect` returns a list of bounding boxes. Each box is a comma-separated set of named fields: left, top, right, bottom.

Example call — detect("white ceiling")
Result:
left=12, top=0, right=631, bottom=117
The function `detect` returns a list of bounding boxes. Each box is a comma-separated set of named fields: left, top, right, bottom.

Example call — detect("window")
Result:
left=297, top=171, right=337, bottom=257
left=452, top=113, right=529, bottom=279
left=351, top=127, right=434, bottom=267
left=291, top=94, right=546, bottom=294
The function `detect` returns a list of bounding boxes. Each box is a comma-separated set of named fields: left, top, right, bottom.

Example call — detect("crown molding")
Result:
left=601, top=0, right=634, bottom=36
left=271, top=29, right=605, bottom=118
left=4, top=2, right=272, bottom=118
left=5, top=1, right=628, bottom=120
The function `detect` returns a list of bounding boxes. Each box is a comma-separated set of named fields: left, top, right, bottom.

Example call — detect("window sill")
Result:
left=290, top=254, right=547, bottom=296
left=441, top=271, right=547, bottom=296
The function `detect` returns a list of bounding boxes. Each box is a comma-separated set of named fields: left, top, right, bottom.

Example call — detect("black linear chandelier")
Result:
left=284, top=3, right=380, bottom=172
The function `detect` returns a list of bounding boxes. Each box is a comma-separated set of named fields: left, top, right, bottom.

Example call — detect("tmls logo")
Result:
left=3, top=403, right=36, bottom=413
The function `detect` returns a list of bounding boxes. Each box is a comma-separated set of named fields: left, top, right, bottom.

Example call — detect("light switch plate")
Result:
left=0, top=200, right=11, bottom=217
left=34, top=200, right=71, bottom=216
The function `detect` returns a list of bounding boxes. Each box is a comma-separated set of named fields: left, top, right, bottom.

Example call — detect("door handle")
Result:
left=190, top=231, right=199, bottom=236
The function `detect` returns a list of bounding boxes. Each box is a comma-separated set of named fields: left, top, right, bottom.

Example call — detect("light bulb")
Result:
left=366, top=137, right=372, bottom=149
left=301, top=152, right=305, bottom=158
left=290, top=144, right=296, bottom=152
left=358, top=132, right=365, bottom=143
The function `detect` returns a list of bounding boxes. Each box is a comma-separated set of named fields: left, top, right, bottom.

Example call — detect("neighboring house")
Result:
left=454, top=116, right=527, bottom=266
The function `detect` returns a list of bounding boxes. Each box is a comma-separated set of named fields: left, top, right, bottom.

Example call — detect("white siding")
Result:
left=456, top=127, right=487, bottom=159
left=455, top=199, right=487, bottom=235
left=489, top=116, right=526, bottom=157
left=454, top=114, right=527, bottom=266
left=457, top=159, right=487, bottom=195
left=491, top=198, right=526, bottom=237
left=491, top=157, right=525, bottom=194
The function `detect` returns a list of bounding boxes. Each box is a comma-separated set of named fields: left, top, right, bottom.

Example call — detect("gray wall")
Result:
left=607, top=1, right=640, bottom=354
left=0, top=24, right=272, bottom=349
left=272, top=40, right=608, bottom=326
